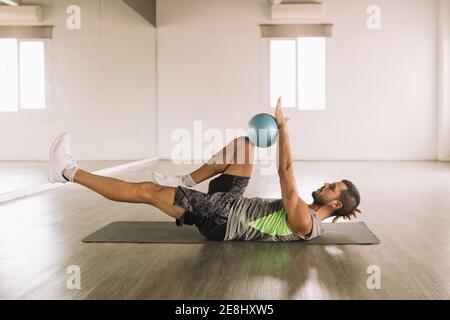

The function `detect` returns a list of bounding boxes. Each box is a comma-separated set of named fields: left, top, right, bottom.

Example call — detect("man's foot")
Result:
left=47, top=132, right=79, bottom=183
left=152, top=172, right=183, bottom=187
left=152, top=172, right=196, bottom=188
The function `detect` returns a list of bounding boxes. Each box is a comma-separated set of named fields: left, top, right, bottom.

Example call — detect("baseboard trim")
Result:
left=0, top=157, right=159, bottom=205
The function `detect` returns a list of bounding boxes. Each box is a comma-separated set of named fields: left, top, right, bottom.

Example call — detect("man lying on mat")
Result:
left=48, top=98, right=361, bottom=242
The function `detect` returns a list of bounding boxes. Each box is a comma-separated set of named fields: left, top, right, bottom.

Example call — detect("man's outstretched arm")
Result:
left=275, top=98, right=313, bottom=237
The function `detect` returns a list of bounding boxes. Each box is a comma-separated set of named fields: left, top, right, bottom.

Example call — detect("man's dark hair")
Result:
left=334, top=180, right=361, bottom=217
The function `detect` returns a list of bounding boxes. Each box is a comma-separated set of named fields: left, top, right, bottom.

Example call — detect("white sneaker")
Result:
left=47, top=132, right=78, bottom=183
left=152, top=172, right=183, bottom=187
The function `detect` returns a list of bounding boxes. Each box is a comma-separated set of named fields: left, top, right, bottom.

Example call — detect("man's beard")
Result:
left=312, top=191, right=326, bottom=206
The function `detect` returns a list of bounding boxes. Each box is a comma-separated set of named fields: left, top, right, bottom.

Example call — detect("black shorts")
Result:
left=173, top=174, right=250, bottom=241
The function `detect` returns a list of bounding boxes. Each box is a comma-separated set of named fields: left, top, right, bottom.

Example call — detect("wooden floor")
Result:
left=0, top=160, right=449, bottom=300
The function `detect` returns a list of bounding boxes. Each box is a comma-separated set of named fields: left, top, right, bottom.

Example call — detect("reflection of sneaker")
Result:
left=152, top=172, right=183, bottom=187
left=47, top=133, right=78, bottom=184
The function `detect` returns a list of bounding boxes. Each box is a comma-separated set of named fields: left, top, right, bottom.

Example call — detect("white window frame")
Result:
left=0, top=38, right=51, bottom=113
left=261, top=37, right=327, bottom=111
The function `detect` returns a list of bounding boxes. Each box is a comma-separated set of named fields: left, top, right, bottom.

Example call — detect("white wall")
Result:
left=438, top=0, right=450, bottom=161
left=157, top=0, right=439, bottom=160
left=0, top=0, right=158, bottom=160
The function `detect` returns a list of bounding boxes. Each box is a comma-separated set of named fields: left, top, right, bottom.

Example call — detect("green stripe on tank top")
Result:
left=248, top=209, right=293, bottom=237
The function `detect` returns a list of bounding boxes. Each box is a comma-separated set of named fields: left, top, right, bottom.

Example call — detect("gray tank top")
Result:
left=224, top=197, right=325, bottom=242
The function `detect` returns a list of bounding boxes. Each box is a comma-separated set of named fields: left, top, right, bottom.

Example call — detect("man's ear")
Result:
left=330, top=200, right=343, bottom=210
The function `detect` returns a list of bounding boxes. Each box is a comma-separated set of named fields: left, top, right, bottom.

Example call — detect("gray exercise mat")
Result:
left=83, top=221, right=381, bottom=245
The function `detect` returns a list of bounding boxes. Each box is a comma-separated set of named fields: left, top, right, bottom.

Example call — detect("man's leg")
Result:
left=48, top=133, right=185, bottom=220
left=153, top=136, right=254, bottom=188
left=222, top=136, right=254, bottom=178
left=171, top=137, right=255, bottom=227
left=184, top=136, right=255, bottom=184
left=74, top=170, right=185, bottom=219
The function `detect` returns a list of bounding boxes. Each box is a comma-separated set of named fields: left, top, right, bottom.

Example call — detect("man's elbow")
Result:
left=278, top=164, right=293, bottom=175
left=280, top=188, right=299, bottom=205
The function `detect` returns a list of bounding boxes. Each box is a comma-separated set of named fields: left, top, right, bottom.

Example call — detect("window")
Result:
left=270, top=37, right=326, bottom=110
left=0, top=39, right=46, bottom=112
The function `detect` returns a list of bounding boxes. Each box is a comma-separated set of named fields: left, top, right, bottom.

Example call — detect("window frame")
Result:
left=0, top=38, right=51, bottom=113
left=261, top=37, right=327, bottom=111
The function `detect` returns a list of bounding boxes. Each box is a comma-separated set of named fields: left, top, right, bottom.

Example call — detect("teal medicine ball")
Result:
left=247, top=113, right=280, bottom=148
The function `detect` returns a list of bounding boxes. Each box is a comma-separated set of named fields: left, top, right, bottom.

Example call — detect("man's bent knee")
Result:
left=234, top=136, right=253, bottom=165
left=136, top=182, right=163, bottom=204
